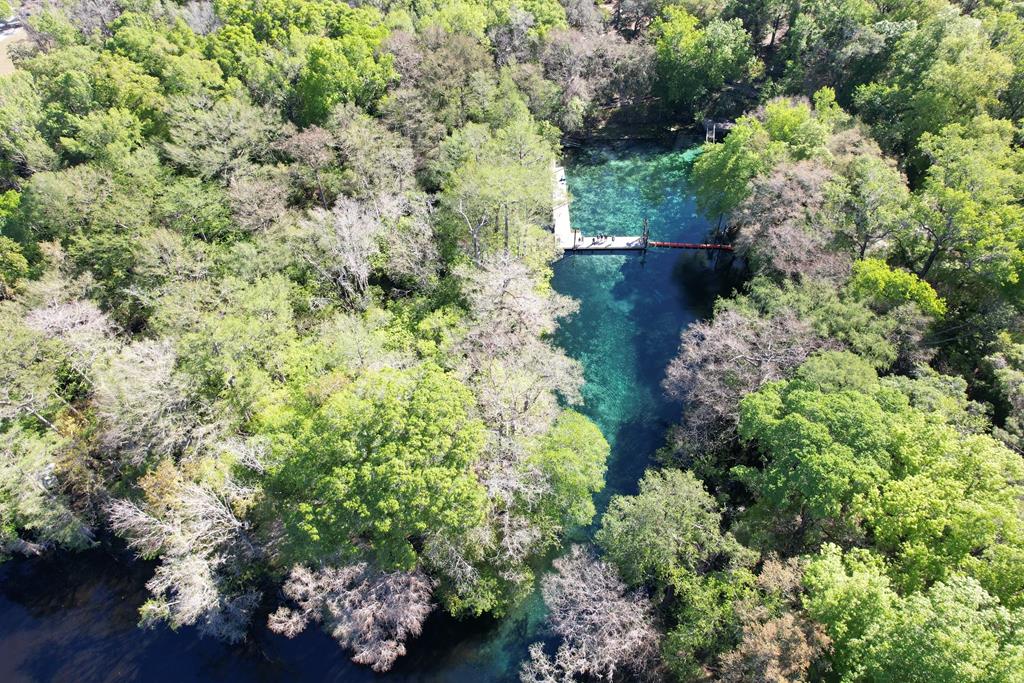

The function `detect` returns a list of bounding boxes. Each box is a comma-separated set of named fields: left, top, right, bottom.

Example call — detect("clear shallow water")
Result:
left=553, top=144, right=738, bottom=507
left=0, top=143, right=737, bottom=683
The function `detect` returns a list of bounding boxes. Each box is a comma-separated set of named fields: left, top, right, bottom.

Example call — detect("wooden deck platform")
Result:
left=568, top=234, right=647, bottom=250
left=551, top=164, right=731, bottom=254
left=552, top=164, right=576, bottom=249
left=552, top=164, right=646, bottom=252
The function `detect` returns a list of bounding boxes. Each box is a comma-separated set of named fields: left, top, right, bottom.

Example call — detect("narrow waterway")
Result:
left=0, top=143, right=738, bottom=682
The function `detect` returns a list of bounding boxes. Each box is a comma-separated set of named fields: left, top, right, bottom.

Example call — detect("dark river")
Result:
left=0, top=143, right=739, bottom=682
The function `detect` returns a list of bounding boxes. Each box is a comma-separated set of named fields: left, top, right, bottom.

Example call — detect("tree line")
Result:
left=0, top=0, right=612, bottom=670
left=523, top=1, right=1024, bottom=682
left=1, top=0, right=1024, bottom=681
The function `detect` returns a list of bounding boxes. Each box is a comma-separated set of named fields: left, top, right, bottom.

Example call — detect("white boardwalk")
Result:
left=552, top=164, right=645, bottom=252
left=569, top=234, right=647, bottom=250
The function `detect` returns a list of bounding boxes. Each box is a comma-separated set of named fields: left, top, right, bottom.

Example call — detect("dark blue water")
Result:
left=0, top=143, right=736, bottom=682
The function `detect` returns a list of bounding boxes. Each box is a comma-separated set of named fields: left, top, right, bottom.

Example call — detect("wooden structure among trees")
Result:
left=703, top=119, right=735, bottom=143
left=552, top=165, right=733, bottom=253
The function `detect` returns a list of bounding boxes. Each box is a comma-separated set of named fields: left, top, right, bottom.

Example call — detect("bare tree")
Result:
left=473, top=336, right=581, bottom=429
left=436, top=255, right=590, bottom=607
left=663, top=309, right=827, bottom=455
left=294, top=197, right=382, bottom=303
left=382, top=30, right=423, bottom=81
left=717, top=611, right=830, bottom=683
left=107, top=471, right=257, bottom=641
left=164, top=95, right=281, bottom=180
left=490, top=7, right=537, bottom=66
left=92, top=340, right=214, bottom=467
left=176, top=1, right=221, bottom=35
left=732, top=161, right=849, bottom=281
left=277, top=125, right=337, bottom=209
left=422, top=527, right=490, bottom=601
left=66, top=0, right=122, bottom=37
left=716, top=556, right=830, bottom=682
left=0, top=250, right=109, bottom=427
left=561, top=0, right=603, bottom=31
left=521, top=546, right=661, bottom=682
left=328, top=103, right=417, bottom=200
left=226, top=165, right=290, bottom=233
left=269, top=563, right=435, bottom=672
left=541, top=30, right=654, bottom=132
left=22, top=295, right=114, bottom=384
left=457, top=254, right=582, bottom=439
left=458, top=254, right=578, bottom=354
left=373, top=191, right=440, bottom=288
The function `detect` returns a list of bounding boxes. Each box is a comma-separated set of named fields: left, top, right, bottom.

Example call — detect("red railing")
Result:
left=648, top=241, right=734, bottom=252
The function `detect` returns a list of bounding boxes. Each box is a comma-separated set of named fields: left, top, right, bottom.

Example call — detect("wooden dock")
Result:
left=570, top=234, right=647, bottom=250
left=552, top=164, right=646, bottom=252
left=552, top=164, right=575, bottom=249
left=551, top=164, right=732, bottom=254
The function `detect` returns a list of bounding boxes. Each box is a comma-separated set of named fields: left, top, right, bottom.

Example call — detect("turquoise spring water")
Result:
left=0, top=144, right=738, bottom=682
left=553, top=143, right=735, bottom=505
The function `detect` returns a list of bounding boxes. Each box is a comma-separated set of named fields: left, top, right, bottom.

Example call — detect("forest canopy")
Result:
left=1, top=0, right=1024, bottom=680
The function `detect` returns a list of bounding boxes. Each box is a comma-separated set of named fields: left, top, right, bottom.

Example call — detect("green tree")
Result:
left=901, top=116, right=1024, bottom=308
left=762, top=97, right=830, bottom=160
left=526, top=410, right=608, bottom=534
left=825, top=153, right=910, bottom=259
left=598, top=469, right=756, bottom=681
left=294, top=34, right=396, bottom=124
left=438, top=115, right=557, bottom=272
left=0, top=73, right=59, bottom=182
left=1, top=426, right=93, bottom=559
left=739, top=351, right=1024, bottom=603
left=691, top=97, right=833, bottom=219
left=22, top=45, right=167, bottom=138
left=805, top=545, right=1024, bottom=683
left=848, top=258, right=946, bottom=317
left=0, top=236, right=27, bottom=298
left=172, top=275, right=298, bottom=419
left=59, top=107, right=145, bottom=164
left=598, top=468, right=749, bottom=587
left=691, top=116, right=783, bottom=218
left=778, top=0, right=879, bottom=95
left=260, top=363, right=488, bottom=570
left=854, top=7, right=1013, bottom=170
left=651, top=7, right=756, bottom=112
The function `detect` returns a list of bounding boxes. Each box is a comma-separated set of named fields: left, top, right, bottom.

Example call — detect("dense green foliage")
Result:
left=0, top=0, right=610, bottom=664
left=260, top=363, right=489, bottom=570
left=3, top=0, right=1024, bottom=679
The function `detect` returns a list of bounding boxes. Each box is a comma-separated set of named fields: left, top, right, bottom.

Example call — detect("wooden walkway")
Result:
left=551, top=164, right=732, bottom=254
left=552, top=164, right=646, bottom=252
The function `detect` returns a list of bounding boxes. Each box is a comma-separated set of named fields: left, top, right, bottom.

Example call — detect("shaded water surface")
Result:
left=0, top=143, right=737, bottom=682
